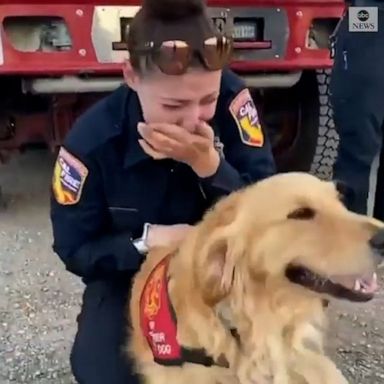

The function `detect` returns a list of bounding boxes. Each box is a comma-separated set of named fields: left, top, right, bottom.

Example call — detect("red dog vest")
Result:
left=139, top=255, right=230, bottom=367
left=140, top=256, right=183, bottom=365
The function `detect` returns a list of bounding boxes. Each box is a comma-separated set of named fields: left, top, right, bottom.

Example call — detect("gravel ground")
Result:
left=0, top=149, right=383, bottom=383
left=0, top=150, right=82, bottom=384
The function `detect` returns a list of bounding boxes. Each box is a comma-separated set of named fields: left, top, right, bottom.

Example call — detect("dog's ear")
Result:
left=195, top=228, right=240, bottom=307
left=194, top=192, right=244, bottom=306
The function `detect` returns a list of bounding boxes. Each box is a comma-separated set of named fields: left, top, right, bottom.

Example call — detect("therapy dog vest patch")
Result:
left=140, top=256, right=182, bottom=365
left=52, top=147, right=88, bottom=205
left=229, top=88, right=264, bottom=147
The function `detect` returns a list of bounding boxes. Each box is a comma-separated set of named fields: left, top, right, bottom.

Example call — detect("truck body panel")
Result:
left=0, top=1, right=344, bottom=177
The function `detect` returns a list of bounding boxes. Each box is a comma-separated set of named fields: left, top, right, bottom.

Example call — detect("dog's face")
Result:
left=194, top=172, right=384, bottom=307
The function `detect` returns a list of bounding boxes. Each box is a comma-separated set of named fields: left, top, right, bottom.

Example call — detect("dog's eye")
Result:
left=287, top=207, right=316, bottom=220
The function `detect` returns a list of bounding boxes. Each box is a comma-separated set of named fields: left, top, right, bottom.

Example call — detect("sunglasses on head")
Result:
left=130, top=36, right=233, bottom=75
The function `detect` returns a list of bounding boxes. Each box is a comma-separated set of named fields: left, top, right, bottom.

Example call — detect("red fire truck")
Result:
left=0, top=0, right=344, bottom=179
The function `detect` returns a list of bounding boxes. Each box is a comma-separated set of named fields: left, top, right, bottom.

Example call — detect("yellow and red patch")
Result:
left=229, top=88, right=264, bottom=147
left=140, top=256, right=182, bottom=364
left=142, top=262, right=166, bottom=320
left=52, top=147, right=88, bottom=205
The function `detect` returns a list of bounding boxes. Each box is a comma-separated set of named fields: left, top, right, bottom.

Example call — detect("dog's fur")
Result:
left=127, top=172, right=384, bottom=384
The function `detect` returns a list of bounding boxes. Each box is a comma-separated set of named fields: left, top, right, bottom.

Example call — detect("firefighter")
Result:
left=330, top=3, right=384, bottom=218
left=49, top=0, right=276, bottom=382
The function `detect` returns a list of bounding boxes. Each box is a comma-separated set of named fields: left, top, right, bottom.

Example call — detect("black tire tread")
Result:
left=310, top=69, right=339, bottom=180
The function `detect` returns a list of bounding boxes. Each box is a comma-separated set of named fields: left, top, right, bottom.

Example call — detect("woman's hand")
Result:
left=138, top=121, right=220, bottom=177
left=146, top=224, right=192, bottom=249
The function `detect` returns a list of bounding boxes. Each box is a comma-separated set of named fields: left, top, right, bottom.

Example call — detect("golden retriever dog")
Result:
left=127, top=172, right=384, bottom=384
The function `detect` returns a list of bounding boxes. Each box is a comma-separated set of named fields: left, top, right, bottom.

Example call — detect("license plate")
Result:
left=234, top=23, right=256, bottom=40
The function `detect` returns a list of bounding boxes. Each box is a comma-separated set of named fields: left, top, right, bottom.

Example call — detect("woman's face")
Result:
left=124, top=62, right=222, bottom=133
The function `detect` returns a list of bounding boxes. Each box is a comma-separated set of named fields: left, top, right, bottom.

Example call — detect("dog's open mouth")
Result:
left=285, top=265, right=379, bottom=302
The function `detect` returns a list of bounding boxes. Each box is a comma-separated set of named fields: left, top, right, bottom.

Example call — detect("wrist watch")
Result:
left=133, top=222, right=152, bottom=254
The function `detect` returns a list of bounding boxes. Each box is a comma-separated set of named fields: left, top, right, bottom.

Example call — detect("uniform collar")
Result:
left=120, top=87, right=152, bottom=168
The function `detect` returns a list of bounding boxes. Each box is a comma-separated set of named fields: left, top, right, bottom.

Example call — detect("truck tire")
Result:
left=310, top=69, right=339, bottom=180
left=256, top=69, right=339, bottom=178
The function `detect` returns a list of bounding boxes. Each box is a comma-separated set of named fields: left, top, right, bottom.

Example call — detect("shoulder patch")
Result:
left=52, top=147, right=89, bottom=205
left=229, top=88, right=264, bottom=147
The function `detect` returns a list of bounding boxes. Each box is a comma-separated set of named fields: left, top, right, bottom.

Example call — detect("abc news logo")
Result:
left=357, top=10, right=370, bottom=22
left=349, top=7, right=378, bottom=32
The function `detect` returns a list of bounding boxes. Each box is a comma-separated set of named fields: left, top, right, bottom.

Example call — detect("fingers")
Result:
left=190, top=137, right=210, bottom=152
left=148, top=131, right=180, bottom=152
left=173, top=224, right=192, bottom=230
left=138, top=139, right=168, bottom=160
left=139, top=121, right=213, bottom=143
left=195, top=121, right=214, bottom=140
left=137, top=121, right=214, bottom=163
left=138, top=123, right=183, bottom=155
left=191, top=122, right=214, bottom=153
left=142, top=121, right=213, bottom=141
left=149, top=225, right=192, bottom=248
left=172, top=224, right=193, bottom=242
left=152, top=122, right=210, bottom=152
left=146, top=122, right=188, bottom=143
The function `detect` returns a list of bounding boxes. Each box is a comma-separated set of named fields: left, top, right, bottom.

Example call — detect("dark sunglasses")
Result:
left=130, top=36, right=233, bottom=75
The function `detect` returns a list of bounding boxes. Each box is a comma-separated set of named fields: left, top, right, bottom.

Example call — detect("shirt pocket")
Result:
left=108, top=206, right=143, bottom=237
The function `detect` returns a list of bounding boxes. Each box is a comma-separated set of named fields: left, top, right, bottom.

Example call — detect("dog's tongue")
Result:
left=354, top=273, right=379, bottom=294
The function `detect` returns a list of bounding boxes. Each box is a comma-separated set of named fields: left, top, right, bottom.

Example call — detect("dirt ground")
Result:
left=0, top=149, right=383, bottom=383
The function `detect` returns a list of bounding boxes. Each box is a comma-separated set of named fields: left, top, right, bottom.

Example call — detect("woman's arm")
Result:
left=50, top=145, right=144, bottom=281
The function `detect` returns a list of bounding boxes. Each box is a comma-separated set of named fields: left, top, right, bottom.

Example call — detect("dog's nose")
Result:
left=369, top=229, right=384, bottom=254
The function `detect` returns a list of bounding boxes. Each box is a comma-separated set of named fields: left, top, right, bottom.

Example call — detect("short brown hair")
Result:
left=127, top=0, right=218, bottom=73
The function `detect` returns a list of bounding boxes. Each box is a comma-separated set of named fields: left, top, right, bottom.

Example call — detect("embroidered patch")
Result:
left=52, top=147, right=88, bottom=205
left=140, top=256, right=182, bottom=364
left=229, top=88, right=264, bottom=147
left=142, top=262, right=165, bottom=320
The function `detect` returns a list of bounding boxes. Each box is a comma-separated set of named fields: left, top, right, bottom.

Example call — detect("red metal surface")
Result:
left=50, top=93, right=106, bottom=147
left=234, top=41, right=272, bottom=49
left=0, top=113, right=52, bottom=151
left=0, top=0, right=345, bottom=160
left=0, top=1, right=345, bottom=75
left=0, top=0, right=345, bottom=5
left=0, top=93, right=105, bottom=158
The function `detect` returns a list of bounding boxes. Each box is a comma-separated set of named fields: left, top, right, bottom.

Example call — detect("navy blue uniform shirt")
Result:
left=50, top=68, right=276, bottom=283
